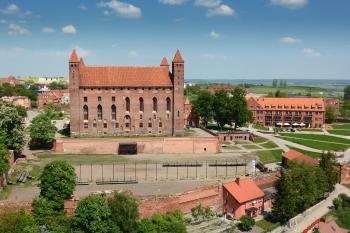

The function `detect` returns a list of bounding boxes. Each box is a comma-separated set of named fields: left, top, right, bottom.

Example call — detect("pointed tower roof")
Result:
left=185, top=97, right=190, bottom=105
left=69, top=49, right=79, bottom=63
left=80, top=57, right=85, bottom=66
left=173, top=49, right=184, bottom=63
left=160, top=57, right=169, bottom=66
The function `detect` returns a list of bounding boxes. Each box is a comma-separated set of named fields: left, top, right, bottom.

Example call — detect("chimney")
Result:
left=235, top=177, right=240, bottom=185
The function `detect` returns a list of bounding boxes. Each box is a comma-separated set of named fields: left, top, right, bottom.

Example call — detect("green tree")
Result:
left=231, top=87, right=252, bottom=129
left=344, top=85, right=350, bottom=101
left=192, top=91, right=214, bottom=126
left=15, top=105, right=27, bottom=118
left=0, top=103, right=25, bottom=151
left=141, top=211, right=187, bottom=233
left=325, top=105, right=337, bottom=123
left=32, top=197, right=65, bottom=223
left=213, top=90, right=231, bottom=129
left=319, top=152, right=339, bottom=192
left=28, top=114, right=57, bottom=149
left=0, top=143, right=9, bottom=176
left=39, top=160, right=77, bottom=203
left=340, top=101, right=350, bottom=118
left=50, top=81, right=67, bottom=90
left=72, top=195, right=117, bottom=233
left=272, top=79, right=278, bottom=88
left=107, top=192, right=139, bottom=233
left=239, top=215, right=255, bottom=231
left=0, top=208, right=39, bottom=233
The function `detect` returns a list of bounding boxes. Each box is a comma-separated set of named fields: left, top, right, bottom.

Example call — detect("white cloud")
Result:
left=98, top=0, right=142, bottom=19
left=270, top=0, right=308, bottom=9
left=78, top=3, right=88, bottom=11
left=159, top=0, right=187, bottom=5
left=8, top=23, right=29, bottom=36
left=0, top=19, right=7, bottom=24
left=75, top=46, right=92, bottom=57
left=42, top=27, right=55, bottom=33
left=0, top=47, right=25, bottom=57
left=209, top=31, right=219, bottom=39
left=202, top=53, right=227, bottom=60
left=280, top=36, right=302, bottom=44
left=302, top=48, right=321, bottom=58
left=195, top=0, right=221, bottom=8
left=128, top=50, right=139, bottom=58
left=0, top=4, right=31, bottom=17
left=62, top=25, right=77, bottom=34
left=206, top=4, right=235, bottom=17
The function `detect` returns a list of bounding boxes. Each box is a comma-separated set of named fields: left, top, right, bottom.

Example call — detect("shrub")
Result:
left=239, top=215, right=255, bottom=231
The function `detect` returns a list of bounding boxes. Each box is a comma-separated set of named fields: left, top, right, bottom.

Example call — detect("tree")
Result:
left=272, top=79, right=278, bottom=88
left=39, top=160, right=77, bottom=203
left=231, top=87, right=252, bottom=129
left=28, top=114, right=57, bottom=149
left=325, top=105, right=337, bottom=123
left=72, top=195, right=117, bottom=233
left=0, top=208, right=39, bottom=233
left=50, top=81, right=67, bottom=90
left=0, top=103, right=25, bottom=151
left=319, top=152, right=339, bottom=192
left=213, top=90, right=231, bottom=129
left=0, top=143, right=9, bottom=176
left=15, top=105, right=27, bottom=118
left=272, top=162, right=328, bottom=221
left=239, top=215, right=255, bottom=231
left=107, top=192, right=139, bottom=233
left=139, top=211, right=187, bottom=233
left=192, top=91, right=214, bottom=126
left=344, top=85, right=350, bottom=101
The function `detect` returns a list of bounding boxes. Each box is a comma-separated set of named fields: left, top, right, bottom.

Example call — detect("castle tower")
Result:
left=172, top=49, right=185, bottom=135
left=69, top=50, right=80, bottom=135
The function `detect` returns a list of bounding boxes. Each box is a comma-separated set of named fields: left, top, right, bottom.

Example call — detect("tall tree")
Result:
left=213, top=90, right=231, bottom=129
left=272, top=79, right=278, bottom=88
left=0, top=143, right=9, bottom=176
left=325, top=105, right=337, bottom=123
left=231, top=87, right=252, bottom=129
left=192, top=91, right=214, bottom=126
left=0, top=103, right=25, bottom=151
left=344, top=85, right=350, bottom=101
left=28, top=114, right=57, bottom=149
left=319, top=152, right=339, bottom=192
left=0, top=208, right=39, bottom=233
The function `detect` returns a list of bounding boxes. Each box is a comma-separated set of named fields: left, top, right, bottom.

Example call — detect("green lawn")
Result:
left=331, top=124, right=350, bottom=130
left=256, top=219, right=281, bottom=232
left=287, top=147, right=323, bottom=158
left=256, top=150, right=283, bottom=164
left=37, top=153, right=130, bottom=165
left=242, top=144, right=261, bottom=150
left=253, top=124, right=269, bottom=131
left=298, top=128, right=323, bottom=132
left=225, top=145, right=241, bottom=150
left=328, top=130, right=350, bottom=136
left=253, top=136, right=268, bottom=143
left=279, top=136, right=349, bottom=151
left=280, top=133, right=350, bottom=144
left=184, top=128, right=196, bottom=137
left=260, top=141, right=279, bottom=149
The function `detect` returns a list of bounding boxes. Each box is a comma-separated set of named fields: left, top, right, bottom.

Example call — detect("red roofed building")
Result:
left=38, top=89, right=69, bottom=109
left=0, top=76, right=23, bottom=86
left=282, top=149, right=319, bottom=167
left=69, top=49, right=185, bottom=136
left=223, top=178, right=265, bottom=219
left=247, top=97, right=325, bottom=128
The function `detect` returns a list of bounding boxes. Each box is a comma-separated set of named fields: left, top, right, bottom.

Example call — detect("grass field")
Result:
left=250, top=85, right=329, bottom=97
left=280, top=133, right=350, bottom=144
left=256, top=150, right=283, bottom=164
left=328, top=130, right=350, bottom=136
left=278, top=136, right=349, bottom=151
left=253, top=136, right=268, bottom=143
left=260, top=141, right=278, bottom=149
left=298, top=128, right=323, bottom=132
left=242, top=144, right=261, bottom=150
left=331, top=124, right=350, bottom=130
left=288, top=147, right=323, bottom=158
left=253, top=124, right=269, bottom=131
left=256, top=219, right=281, bottom=232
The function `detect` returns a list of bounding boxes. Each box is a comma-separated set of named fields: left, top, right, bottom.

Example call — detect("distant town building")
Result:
left=1, top=96, right=31, bottom=109
left=207, top=84, right=235, bottom=94
left=282, top=150, right=319, bottom=167
left=37, top=77, right=64, bottom=86
left=247, top=97, right=325, bottom=128
left=324, top=98, right=340, bottom=113
left=38, top=89, right=69, bottom=108
left=217, top=131, right=250, bottom=143
left=68, top=49, right=185, bottom=136
left=223, top=178, right=265, bottom=219
left=184, top=97, right=199, bottom=127
left=0, top=76, right=23, bottom=86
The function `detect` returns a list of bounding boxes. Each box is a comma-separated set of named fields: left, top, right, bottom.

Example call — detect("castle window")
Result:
left=125, top=97, right=130, bottom=111
left=84, top=97, right=88, bottom=102
left=115, top=122, right=119, bottom=128
left=166, top=97, right=171, bottom=111
left=159, top=122, right=163, bottom=128
left=84, top=122, right=88, bottom=128
left=98, top=96, right=102, bottom=102
left=111, top=105, right=116, bottom=120
left=153, top=97, right=158, bottom=112
left=93, top=119, right=97, bottom=128
left=97, top=105, right=103, bottom=120
left=112, top=96, right=115, bottom=102
left=140, top=114, right=143, bottom=120
left=139, top=97, right=144, bottom=112
left=125, top=115, right=131, bottom=129
left=148, top=122, right=152, bottom=128
left=83, top=105, right=89, bottom=120
left=154, top=114, right=156, bottom=120
left=104, top=122, right=107, bottom=128
left=139, top=122, right=143, bottom=128
left=178, top=111, right=180, bottom=117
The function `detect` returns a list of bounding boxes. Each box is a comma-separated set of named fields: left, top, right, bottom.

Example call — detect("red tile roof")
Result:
left=173, top=49, right=184, bottom=63
left=317, top=220, right=348, bottom=233
left=69, top=50, right=79, bottom=63
left=0, top=76, right=22, bottom=85
left=160, top=57, right=169, bottom=66
left=224, top=178, right=264, bottom=203
left=283, top=150, right=319, bottom=165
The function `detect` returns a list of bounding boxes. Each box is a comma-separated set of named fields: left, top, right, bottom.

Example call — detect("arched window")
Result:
left=125, top=97, right=130, bottom=112
left=139, top=97, right=144, bottom=112
left=166, top=97, right=171, bottom=112
left=83, top=105, right=89, bottom=120
left=97, top=105, right=103, bottom=120
left=111, top=105, right=116, bottom=120
left=125, top=115, right=131, bottom=129
left=153, top=97, right=158, bottom=112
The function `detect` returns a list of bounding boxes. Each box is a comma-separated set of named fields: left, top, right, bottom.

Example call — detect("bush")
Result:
left=32, top=197, right=65, bottom=223
left=239, top=215, right=255, bottom=231
left=0, top=208, right=39, bottom=233
left=0, top=143, right=9, bottom=175
left=28, top=114, right=57, bottom=149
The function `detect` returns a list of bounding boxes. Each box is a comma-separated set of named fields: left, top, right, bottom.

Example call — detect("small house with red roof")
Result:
left=282, top=150, right=319, bottom=168
left=0, top=76, right=23, bottom=86
left=223, top=178, right=265, bottom=219
left=38, top=89, right=69, bottom=109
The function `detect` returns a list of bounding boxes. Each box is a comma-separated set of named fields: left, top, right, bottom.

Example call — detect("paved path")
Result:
left=287, top=184, right=350, bottom=233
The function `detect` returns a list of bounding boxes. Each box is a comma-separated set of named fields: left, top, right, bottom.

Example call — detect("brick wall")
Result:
left=53, top=136, right=220, bottom=154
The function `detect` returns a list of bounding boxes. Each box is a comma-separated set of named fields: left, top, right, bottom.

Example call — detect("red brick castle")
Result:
left=69, top=49, right=185, bottom=136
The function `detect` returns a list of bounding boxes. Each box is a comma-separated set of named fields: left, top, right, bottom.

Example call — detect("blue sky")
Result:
left=0, top=0, right=349, bottom=79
